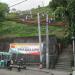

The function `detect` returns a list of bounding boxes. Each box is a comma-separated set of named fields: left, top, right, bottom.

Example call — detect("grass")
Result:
left=0, top=21, right=66, bottom=39
left=0, top=5, right=69, bottom=40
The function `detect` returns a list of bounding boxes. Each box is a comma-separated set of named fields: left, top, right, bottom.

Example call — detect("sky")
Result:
left=0, top=0, right=51, bottom=11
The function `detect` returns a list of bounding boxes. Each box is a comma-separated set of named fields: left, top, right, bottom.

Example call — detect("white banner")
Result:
left=9, top=43, right=43, bottom=55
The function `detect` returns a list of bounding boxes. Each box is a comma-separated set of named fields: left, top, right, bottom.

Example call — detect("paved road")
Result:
left=0, top=69, right=70, bottom=75
left=0, top=69, right=50, bottom=75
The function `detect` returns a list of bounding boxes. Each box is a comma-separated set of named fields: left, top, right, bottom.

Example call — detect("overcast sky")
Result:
left=0, top=0, right=51, bottom=11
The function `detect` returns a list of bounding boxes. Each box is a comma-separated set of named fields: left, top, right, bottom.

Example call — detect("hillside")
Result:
left=0, top=21, right=68, bottom=39
left=0, top=6, right=69, bottom=39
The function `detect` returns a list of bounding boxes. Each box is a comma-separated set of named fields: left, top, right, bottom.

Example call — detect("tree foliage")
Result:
left=0, top=21, right=64, bottom=38
left=49, top=0, right=68, bottom=11
left=0, top=2, right=9, bottom=21
left=54, top=7, right=66, bottom=21
left=67, top=0, right=75, bottom=36
left=49, top=0, right=75, bottom=36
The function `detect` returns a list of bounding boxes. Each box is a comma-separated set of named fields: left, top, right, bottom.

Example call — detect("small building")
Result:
left=0, top=35, right=58, bottom=68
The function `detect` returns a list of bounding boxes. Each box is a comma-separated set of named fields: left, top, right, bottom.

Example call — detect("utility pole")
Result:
left=30, top=10, right=32, bottom=19
left=72, top=36, right=75, bottom=67
left=46, top=14, right=49, bottom=69
left=37, top=13, right=42, bottom=63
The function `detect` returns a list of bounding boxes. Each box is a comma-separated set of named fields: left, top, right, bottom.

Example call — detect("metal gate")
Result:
left=11, top=53, right=40, bottom=67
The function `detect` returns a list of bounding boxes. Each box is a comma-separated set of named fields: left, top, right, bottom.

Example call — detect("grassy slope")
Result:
left=0, top=6, right=68, bottom=39
left=0, top=21, right=67, bottom=39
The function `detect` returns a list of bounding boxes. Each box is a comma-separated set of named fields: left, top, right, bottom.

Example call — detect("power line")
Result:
left=9, top=0, right=27, bottom=8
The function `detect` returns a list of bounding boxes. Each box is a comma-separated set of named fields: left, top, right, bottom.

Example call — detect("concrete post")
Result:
left=73, top=38, right=75, bottom=67
left=46, top=14, right=49, bottom=69
left=72, top=36, right=75, bottom=67
left=37, top=13, right=42, bottom=63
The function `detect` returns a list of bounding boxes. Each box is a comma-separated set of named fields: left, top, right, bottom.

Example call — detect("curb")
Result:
left=26, top=67, right=71, bottom=75
left=27, top=67, right=50, bottom=73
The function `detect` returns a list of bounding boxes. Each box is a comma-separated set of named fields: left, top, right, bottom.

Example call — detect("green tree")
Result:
left=0, top=2, right=9, bottom=21
left=49, top=0, right=68, bottom=11
left=54, top=6, right=66, bottom=21
left=67, top=0, right=75, bottom=36
left=49, top=0, right=75, bottom=37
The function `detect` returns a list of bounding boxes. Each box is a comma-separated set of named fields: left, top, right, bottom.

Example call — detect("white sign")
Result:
left=9, top=43, right=43, bottom=55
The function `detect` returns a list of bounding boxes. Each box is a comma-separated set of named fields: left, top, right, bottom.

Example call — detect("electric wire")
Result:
left=9, top=0, right=27, bottom=8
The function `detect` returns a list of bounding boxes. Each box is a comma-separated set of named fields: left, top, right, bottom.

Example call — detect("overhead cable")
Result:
left=9, top=0, right=27, bottom=7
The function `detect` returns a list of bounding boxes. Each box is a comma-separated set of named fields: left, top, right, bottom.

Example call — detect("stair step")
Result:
left=58, top=61, right=72, bottom=63
left=56, top=64, right=71, bottom=67
left=55, top=66, right=71, bottom=68
left=55, top=68, right=72, bottom=71
left=55, top=46, right=73, bottom=71
left=58, top=60, right=72, bottom=62
left=56, top=67, right=72, bottom=70
left=59, top=58, right=72, bottom=60
left=56, top=62, right=71, bottom=64
left=55, top=65, right=71, bottom=68
left=55, top=64, right=71, bottom=66
left=59, top=57, right=72, bottom=59
left=59, top=56, right=72, bottom=58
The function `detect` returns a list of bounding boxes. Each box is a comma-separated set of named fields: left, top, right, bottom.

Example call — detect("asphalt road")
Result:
left=0, top=69, right=70, bottom=75
left=0, top=69, right=51, bottom=75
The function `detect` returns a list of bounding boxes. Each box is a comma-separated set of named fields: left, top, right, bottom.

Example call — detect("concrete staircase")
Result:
left=55, top=45, right=73, bottom=71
